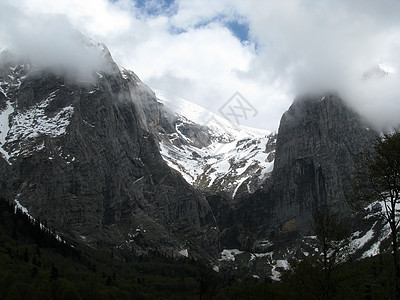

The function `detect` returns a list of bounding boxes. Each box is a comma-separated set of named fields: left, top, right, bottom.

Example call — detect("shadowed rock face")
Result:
left=0, top=50, right=219, bottom=256
left=228, top=94, right=377, bottom=249
left=271, top=95, right=376, bottom=229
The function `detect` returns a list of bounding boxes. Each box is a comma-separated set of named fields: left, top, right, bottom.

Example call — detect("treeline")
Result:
left=0, top=197, right=81, bottom=257
left=0, top=195, right=397, bottom=299
left=0, top=196, right=218, bottom=299
left=215, top=253, right=395, bottom=299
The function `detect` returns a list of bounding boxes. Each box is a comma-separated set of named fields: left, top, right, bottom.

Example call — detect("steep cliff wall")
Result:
left=0, top=49, right=219, bottom=256
left=232, top=94, right=377, bottom=249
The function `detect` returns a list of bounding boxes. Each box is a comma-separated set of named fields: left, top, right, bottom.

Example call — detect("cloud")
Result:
left=0, top=1, right=116, bottom=81
left=236, top=0, right=400, bottom=129
left=1, top=0, right=399, bottom=130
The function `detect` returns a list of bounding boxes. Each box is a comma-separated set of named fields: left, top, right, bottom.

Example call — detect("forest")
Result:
left=0, top=196, right=397, bottom=299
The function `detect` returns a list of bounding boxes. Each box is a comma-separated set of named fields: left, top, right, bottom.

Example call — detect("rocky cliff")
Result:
left=228, top=94, right=377, bottom=249
left=0, top=47, right=219, bottom=257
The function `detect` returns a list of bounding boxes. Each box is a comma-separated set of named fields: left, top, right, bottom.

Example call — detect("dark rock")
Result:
left=0, top=91, right=6, bottom=109
left=0, top=49, right=219, bottom=257
left=231, top=94, right=377, bottom=249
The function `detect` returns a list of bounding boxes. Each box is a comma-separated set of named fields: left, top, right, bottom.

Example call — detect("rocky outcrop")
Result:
left=229, top=94, right=377, bottom=249
left=0, top=48, right=219, bottom=257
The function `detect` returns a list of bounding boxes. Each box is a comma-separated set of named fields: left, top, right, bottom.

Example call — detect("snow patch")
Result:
left=254, top=252, right=273, bottom=258
left=271, top=259, right=289, bottom=281
left=378, top=63, right=395, bottom=74
left=0, top=101, right=14, bottom=162
left=220, top=249, right=243, bottom=261
left=5, top=92, right=74, bottom=158
left=14, top=196, right=63, bottom=242
left=14, top=199, right=30, bottom=216
left=179, top=249, right=189, bottom=257
left=351, top=223, right=376, bottom=249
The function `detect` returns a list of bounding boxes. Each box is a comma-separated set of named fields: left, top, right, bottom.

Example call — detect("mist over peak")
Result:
left=0, top=3, right=116, bottom=83
left=362, top=63, right=395, bottom=80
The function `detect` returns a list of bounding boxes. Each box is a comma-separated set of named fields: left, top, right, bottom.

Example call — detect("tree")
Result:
left=50, top=264, right=59, bottom=281
left=281, top=210, right=350, bottom=299
left=350, top=128, right=400, bottom=299
left=312, top=209, right=350, bottom=299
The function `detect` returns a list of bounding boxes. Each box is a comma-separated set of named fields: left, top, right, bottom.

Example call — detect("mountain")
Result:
left=0, top=45, right=219, bottom=258
left=208, top=94, right=386, bottom=280
left=229, top=94, right=377, bottom=248
left=120, top=81, right=277, bottom=200
left=90, top=63, right=384, bottom=277
left=1, top=37, right=391, bottom=283
left=153, top=89, right=276, bottom=199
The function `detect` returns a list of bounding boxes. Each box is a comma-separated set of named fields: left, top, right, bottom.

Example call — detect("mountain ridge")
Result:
left=0, top=39, right=392, bottom=282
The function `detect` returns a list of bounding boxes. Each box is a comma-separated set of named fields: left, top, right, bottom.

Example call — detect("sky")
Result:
left=0, top=0, right=400, bottom=131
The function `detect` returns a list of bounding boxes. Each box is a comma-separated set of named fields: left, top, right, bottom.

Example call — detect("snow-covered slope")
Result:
left=154, top=88, right=276, bottom=199
left=0, top=58, right=75, bottom=163
left=0, top=39, right=116, bottom=164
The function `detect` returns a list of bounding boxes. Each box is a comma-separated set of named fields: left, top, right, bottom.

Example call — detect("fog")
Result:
left=0, top=2, right=110, bottom=82
left=237, top=0, right=400, bottom=130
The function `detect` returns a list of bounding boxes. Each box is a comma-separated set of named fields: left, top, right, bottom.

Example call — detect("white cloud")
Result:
left=170, top=0, right=232, bottom=28
left=1, top=0, right=399, bottom=130
left=0, top=0, right=117, bottom=81
left=235, top=0, right=400, bottom=129
left=18, top=0, right=132, bottom=36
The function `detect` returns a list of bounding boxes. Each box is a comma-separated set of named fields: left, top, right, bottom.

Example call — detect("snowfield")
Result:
left=0, top=64, right=74, bottom=162
left=154, top=88, right=276, bottom=199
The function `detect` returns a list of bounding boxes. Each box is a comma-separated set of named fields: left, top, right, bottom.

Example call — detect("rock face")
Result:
left=0, top=40, right=379, bottom=262
left=0, top=47, right=218, bottom=256
left=229, top=94, right=377, bottom=249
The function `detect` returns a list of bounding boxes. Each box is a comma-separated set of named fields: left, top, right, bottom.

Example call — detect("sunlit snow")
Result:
left=0, top=100, right=14, bottom=161
left=154, top=89, right=275, bottom=198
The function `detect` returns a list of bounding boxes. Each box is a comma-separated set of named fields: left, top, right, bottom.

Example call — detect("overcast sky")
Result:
left=1, top=0, right=399, bottom=131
